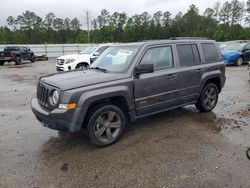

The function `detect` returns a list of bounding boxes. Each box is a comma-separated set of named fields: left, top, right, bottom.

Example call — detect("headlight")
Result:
left=65, top=58, right=76, bottom=64
left=50, top=90, right=59, bottom=106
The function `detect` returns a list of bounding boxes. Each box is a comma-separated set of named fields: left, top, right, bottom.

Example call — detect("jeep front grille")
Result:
left=37, top=83, right=49, bottom=107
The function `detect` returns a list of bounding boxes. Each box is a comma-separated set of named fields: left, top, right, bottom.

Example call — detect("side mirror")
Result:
left=134, top=64, right=154, bottom=75
left=93, top=52, right=100, bottom=57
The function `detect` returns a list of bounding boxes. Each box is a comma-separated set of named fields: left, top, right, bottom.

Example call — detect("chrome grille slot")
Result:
left=37, top=83, right=49, bottom=107
left=57, top=59, right=65, bottom=65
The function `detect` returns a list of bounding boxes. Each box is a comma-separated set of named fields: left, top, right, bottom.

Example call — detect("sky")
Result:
left=0, top=0, right=234, bottom=27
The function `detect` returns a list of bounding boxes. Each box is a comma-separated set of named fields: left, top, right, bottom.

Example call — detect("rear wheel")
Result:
left=15, top=57, right=22, bottom=65
left=0, top=61, right=4, bottom=66
left=76, top=63, right=89, bottom=69
left=196, top=83, right=219, bottom=112
left=236, top=57, right=243, bottom=66
left=86, top=104, right=126, bottom=147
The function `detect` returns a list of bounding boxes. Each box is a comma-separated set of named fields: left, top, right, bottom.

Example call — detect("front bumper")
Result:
left=223, top=59, right=235, bottom=65
left=56, top=66, right=64, bottom=71
left=31, top=96, right=75, bottom=131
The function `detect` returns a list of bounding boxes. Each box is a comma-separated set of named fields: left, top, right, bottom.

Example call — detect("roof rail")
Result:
left=169, top=37, right=209, bottom=40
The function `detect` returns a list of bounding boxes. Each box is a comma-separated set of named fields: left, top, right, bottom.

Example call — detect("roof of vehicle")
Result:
left=112, top=39, right=216, bottom=48
left=4, top=46, right=22, bottom=51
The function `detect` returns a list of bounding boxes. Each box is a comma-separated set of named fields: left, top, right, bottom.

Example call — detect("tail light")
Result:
left=10, top=51, right=16, bottom=57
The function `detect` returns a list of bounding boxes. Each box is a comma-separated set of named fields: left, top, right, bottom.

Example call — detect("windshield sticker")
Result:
left=118, top=50, right=133, bottom=56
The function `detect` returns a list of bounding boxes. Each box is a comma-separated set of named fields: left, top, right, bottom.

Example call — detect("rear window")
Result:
left=201, top=43, right=220, bottom=62
left=177, top=44, right=201, bottom=67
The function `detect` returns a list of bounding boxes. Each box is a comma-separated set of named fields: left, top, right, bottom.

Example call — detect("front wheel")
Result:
left=30, top=55, right=35, bottom=63
left=0, top=61, right=4, bottom=66
left=236, top=57, right=243, bottom=66
left=195, top=83, right=219, bottom=112
left=87, top=104, right=126, bottom=147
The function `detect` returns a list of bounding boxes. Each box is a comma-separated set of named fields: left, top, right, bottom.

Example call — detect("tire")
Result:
left=76, top=63, right=89, bottom=69
left=195, top=83, right=219, bottom=112
left=236, top=57, right=243, bottom=66
left=86, top=104, right=126, bottom=147
left=15, top=57, right=22, bottom=65
left=0, top=61, right=4, bottom=66
left=30, top=55, right=35, bottom=63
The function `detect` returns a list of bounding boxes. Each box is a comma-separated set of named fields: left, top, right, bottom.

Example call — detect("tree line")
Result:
left=0, top=0, right=250, bottom=44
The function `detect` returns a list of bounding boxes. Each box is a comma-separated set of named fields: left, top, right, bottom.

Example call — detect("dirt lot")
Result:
left=0, top=59, right=250, bottom=188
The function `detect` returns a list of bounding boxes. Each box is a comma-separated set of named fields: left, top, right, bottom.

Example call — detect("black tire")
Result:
left=236, top=57, right=243, bottom=66
left=30, top=55, right=35, bottom=63
left=15, top=57, right=22, bottom=65
left=195, top=83, right=219, bottom=112
left=0, top=61, right=4, bottom=66
left=76, top=63, right=89, bottom=69
left=86, top=104, right=126, bottom=147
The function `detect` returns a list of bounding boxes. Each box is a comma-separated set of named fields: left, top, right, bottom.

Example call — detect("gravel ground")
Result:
left=0, top=59, right=250, bottom=188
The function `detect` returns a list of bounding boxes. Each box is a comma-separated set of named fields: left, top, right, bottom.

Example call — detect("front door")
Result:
left=243, top=43, right=250, bottom=62
left=134, top=45, right=179, bottom=116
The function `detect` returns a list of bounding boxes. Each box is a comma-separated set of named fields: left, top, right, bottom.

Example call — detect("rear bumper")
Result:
left=31, top=96, right=78, bottom=132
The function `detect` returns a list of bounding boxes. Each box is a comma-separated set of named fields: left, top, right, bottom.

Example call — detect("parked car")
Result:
left=0, top=46, right=35, bottom=65
left=221, top=41, right=250, bottom=66
left=31, top=39, right=226, bottom=147
left=56, top=44, right=111, bottom=71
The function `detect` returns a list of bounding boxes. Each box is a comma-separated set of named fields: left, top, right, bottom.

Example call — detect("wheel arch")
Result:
left=75, top=62, right=89, bottom=69
left=69, top=86, right=134, bottom=132
left=201, top=76, right=222, bottom=94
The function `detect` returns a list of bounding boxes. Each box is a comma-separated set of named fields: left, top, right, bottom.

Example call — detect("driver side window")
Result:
left=140, top=46, right=173, bottom=70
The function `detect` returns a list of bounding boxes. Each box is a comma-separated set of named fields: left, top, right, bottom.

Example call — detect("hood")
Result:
left=40, top=70, right=127, bottom=91
left=221, top=49, right=241, bottom=56
left=57, top=54, right=79, bottom=60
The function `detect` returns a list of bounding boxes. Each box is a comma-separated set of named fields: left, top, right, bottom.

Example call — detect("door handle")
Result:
left=196, top=68, right=204, bottom=73
left=167, top=73, right=177, bottom=79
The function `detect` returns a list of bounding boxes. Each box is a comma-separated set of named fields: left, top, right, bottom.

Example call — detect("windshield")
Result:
left=79, top=46, right=97, bottom=54
left=224, top=43, right=246, bottom=51
left=90, top=46, right=140, bottom=73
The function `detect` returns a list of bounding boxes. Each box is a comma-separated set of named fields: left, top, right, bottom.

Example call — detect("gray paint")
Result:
left=31, top=39, right=226, bottom=132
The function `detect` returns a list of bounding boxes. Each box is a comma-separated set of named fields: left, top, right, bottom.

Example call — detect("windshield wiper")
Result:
left=90, top=67, right=108, bottom=73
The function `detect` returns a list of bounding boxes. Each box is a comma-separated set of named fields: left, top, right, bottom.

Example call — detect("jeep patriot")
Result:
left=31, top=39, right=226, bottom=147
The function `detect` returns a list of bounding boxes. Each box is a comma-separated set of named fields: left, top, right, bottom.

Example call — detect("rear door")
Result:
left=134, top=45, right=180, bottom=116
left=175, top=43, right=203, bottom=104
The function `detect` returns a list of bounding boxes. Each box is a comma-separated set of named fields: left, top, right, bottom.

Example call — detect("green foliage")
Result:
left=0, top=0, right=250, bottom=44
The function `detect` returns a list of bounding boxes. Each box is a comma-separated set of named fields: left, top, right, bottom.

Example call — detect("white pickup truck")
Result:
left=56, top=44, right=111, bottom=71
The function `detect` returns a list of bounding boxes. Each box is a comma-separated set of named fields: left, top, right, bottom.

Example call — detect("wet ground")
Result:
left=0, top=60, right=250, bottom=188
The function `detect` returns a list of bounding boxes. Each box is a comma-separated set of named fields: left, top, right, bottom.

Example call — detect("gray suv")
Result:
left=31, top=39, right=226, bottom=147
